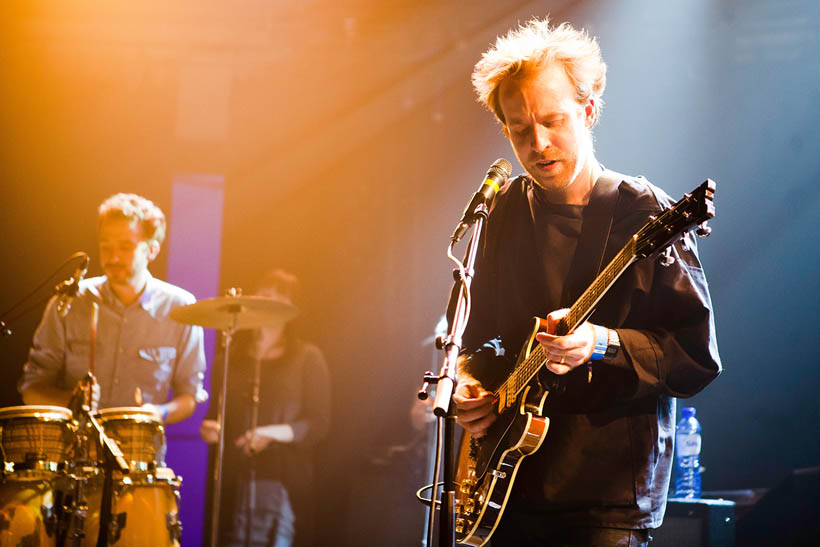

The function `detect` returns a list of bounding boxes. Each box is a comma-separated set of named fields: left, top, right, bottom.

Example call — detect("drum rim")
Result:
left=0, top=405, right=73, bottom=421
left=94, top=406, right=162, bottom=423
left=95, top=406, right=162, bottom=423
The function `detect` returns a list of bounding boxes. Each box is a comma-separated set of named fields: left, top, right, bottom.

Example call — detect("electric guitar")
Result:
left=453, top=179, right=716, bottom=546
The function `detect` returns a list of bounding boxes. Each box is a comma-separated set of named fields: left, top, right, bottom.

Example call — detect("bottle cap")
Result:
left=681, top=406, right=696, bottom=418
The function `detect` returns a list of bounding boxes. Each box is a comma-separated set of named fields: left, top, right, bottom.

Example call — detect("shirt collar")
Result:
left=101, top=271, right=156, bottom=312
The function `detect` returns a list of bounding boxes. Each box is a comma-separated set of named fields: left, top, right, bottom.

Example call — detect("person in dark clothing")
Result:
left=200, top=269, right=330, bottom=547
left=453, top=17, right=721, bottom=546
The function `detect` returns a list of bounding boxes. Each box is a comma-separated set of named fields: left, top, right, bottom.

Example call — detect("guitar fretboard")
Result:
left=493, top=238, right=638, bottom=409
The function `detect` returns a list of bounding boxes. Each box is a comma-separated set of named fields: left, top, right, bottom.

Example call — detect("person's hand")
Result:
left=200, top=419, right=220, bottom=444
left=535, top=308, right=595, bottom=375
left=140, top=403, right=168, bottom=422
left=235, top=428, right=274, bottom=456
left=70, top=376, right=100, bottom=412
left=453, top=375, right=496, bottom=438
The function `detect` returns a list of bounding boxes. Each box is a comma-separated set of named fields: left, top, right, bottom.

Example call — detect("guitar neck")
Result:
left=494, top=238, right=638, bottom=409
left=559, top=238, right=638, bottom=335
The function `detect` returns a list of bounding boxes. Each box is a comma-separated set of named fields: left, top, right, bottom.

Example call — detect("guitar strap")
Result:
left=560, top=168, right=624, bottom=307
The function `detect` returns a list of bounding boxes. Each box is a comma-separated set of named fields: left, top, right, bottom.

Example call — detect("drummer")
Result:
left=18, top=192, right=207, bottom=424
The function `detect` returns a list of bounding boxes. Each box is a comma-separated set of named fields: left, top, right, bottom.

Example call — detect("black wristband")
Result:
left=605, top=328, right=620, bottom=359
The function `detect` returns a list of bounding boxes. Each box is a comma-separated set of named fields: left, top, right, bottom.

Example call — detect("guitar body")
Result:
left=454, top=322, right=550, bottom=546
left=450, top=180, right=716, bottom=545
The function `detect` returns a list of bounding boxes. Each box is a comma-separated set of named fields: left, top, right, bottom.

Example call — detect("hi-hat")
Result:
left=169, top=295, right=299, bottom=330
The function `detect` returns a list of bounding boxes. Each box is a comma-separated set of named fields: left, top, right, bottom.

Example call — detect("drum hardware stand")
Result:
left=211, top=287, right=242, bottom=547
left=417, top=201, right=489, bottom=547
left=59, top=473, right=90, bottom=547
left=66, top=372, right=130, bottom=547
left=88, top=405, right=129, bottom=547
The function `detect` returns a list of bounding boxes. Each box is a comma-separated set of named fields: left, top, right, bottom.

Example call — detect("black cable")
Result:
left=0, top=251, right=88, bottom=322
left=3, top=294, right=56, bottom=325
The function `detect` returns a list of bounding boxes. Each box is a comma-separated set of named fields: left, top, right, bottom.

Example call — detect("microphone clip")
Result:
left=55, top=252, right=90, bottom=318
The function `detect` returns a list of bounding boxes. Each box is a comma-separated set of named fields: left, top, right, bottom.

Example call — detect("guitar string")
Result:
left=493, top=193, right=706, bottom=408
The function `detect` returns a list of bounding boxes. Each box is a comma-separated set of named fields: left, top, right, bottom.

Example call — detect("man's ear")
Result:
left=584, top=99, right=596, bottom=127
left=146, top=240, right=161, bottom=262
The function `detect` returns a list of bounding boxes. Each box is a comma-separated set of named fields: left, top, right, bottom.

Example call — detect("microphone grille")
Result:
left=491, top=158, right=513, bottom=179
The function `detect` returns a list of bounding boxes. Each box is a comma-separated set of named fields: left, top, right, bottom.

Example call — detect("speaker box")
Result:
left=652, top=498, right=735, bottom=547
left=734, top=466, right=820, bottom=547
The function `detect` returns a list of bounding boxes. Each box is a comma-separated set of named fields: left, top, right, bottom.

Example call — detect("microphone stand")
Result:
left=244, top=356, right=262, bottom=547
left=418, top=203, right=489, bottom=547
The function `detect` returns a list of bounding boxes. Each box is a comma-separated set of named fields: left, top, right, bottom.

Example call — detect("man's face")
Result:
left=498, top=62, right=595, bottom=194
left=98, top=217, right=156, bottom=286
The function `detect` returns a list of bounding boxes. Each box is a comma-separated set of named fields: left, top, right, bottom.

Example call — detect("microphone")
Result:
left=55, top=252, right=90, bottom=318
left=451, top=158, right=513, bottom=242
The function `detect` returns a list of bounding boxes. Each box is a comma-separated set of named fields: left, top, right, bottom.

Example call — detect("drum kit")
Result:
left=0, top=404, right=180, bottom=547
left=0, top=292, right=297, bottom=547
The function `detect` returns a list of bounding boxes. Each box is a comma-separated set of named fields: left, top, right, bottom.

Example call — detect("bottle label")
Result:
left=676, top=434, right=701, bottom=457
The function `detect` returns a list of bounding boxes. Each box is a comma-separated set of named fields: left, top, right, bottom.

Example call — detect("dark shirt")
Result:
left=211, top=339, right=330, bottom=543
left=462, top=172, right=721, bottom=529
left=217, top=340, right=330, bottom=478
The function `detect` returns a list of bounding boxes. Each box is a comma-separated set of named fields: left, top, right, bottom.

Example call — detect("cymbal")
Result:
left=169, top=296, right=299, bottom=330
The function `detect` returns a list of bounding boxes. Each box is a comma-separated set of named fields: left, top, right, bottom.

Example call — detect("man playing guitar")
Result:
left=454, top=17, right=721, bottom=546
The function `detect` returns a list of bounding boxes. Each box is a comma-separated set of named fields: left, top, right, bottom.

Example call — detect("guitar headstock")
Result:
left=634, top=179, right=716, bottom=258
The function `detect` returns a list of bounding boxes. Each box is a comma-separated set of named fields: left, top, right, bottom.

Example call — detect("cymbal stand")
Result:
left=210, top=304, right=240, bottom=547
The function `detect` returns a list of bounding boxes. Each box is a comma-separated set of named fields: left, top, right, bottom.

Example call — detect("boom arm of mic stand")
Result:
left=433, top=207, right=486, bottom=417
left=429, top=207, right=488, bottom=547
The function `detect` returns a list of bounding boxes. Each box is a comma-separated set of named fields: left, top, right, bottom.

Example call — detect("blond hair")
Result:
left=472, top=17, right=607, bottom=126
left=98, top=193, right=167, bottom=246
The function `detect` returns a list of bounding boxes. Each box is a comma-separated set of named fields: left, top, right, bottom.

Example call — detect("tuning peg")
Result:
left=696, top=222, right=712, bottom=238
left=659, top=247, right=675, bottom=267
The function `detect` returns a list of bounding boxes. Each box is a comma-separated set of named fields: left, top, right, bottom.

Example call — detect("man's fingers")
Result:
left=457, top=398, right=494, bottom=422
left=453, top=390, right=492, bottom=408
left=461, top=412, right=497, bottom=438
left=545, top=362, right=573, bottom=375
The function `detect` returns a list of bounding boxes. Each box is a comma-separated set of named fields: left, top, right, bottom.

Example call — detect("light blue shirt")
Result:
left=20, top=273, right=208, bottom=408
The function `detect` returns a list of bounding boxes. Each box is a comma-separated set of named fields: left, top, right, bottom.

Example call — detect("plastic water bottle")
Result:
left=674, top=406, right=702, bottom=498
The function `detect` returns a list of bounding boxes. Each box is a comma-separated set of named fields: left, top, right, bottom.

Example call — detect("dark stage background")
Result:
left=2, top=1, right=819, bottom=545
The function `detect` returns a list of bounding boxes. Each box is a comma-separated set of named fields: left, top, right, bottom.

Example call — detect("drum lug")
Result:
left=166, top=512, right=182, bottom=543
left=41, top=503, right=57, bottom=536
left=109, top=512, right=127, bottom=544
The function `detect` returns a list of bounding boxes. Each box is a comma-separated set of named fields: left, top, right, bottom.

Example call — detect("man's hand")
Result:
left=535, top=308, right=595, bottom=375
left=235, top=424, right=295, bottom=456
left=235, top=429, right=274, bottom=456
left=454, top=375, right=497, bottom=438
left=200, top=419, right=220, bottom=444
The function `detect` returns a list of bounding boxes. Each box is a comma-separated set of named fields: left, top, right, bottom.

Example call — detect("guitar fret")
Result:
left=498, top=237, right=641, bottom=410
